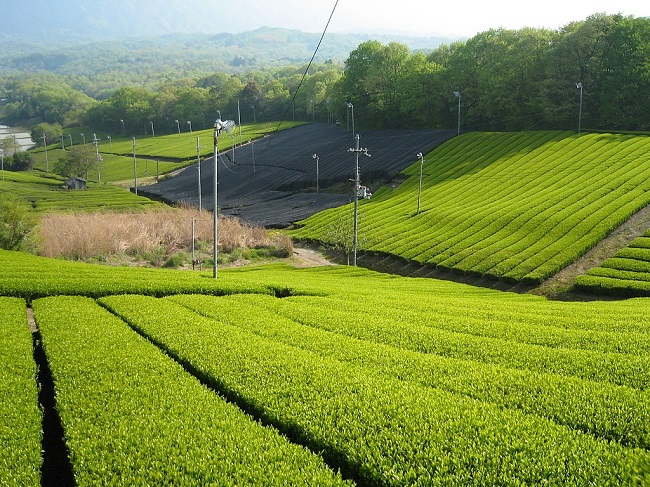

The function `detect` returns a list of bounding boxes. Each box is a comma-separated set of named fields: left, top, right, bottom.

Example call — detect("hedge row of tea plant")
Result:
left=292, top=131, right=650, bottom=285
left=99, top=294, right=650, bottom=486
left=170, top=292, right=650, bottom=449
left=0, top=249, right=274, bottom=300
left=0, top=298, right=41, bottom=487
left=33, top=295, right=350, bottom=486
left=98, top=122, right=302, bottom=161
left=576, top=230, right=650, bottom=297
left=0, top=169, right=166, bottom=212
left=31, top=122, right=304, bottom=184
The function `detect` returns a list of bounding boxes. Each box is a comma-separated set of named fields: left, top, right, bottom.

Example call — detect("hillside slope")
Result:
left=292, top=131, right=650, bottom=285
left=139, top=124, right=456, bottom=227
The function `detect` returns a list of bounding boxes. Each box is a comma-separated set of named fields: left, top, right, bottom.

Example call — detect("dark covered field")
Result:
left=139, top=123, right=456, bottom=227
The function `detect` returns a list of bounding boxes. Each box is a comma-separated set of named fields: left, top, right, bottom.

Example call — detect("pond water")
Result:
left=0, top=124, right=34, bottom=153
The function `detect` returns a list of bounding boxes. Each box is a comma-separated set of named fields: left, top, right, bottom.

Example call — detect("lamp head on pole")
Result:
left=417, top=152, right=423, bottom=159
left=576, top=82, right=583, bottom=90
left=346, top=102, right=353, bottom=108
left=453, top=91, right=460, bottom=98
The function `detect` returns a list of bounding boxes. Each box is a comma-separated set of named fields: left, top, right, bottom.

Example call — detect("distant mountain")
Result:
left=1, top=1, right=458, bottom=49
left=0, top=26, right=456, bottom=78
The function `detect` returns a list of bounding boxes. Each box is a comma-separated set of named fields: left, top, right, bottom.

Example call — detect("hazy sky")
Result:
left=236, top=0, right=650, bottom=38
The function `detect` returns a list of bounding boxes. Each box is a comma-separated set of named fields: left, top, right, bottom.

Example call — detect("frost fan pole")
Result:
left=212, top=117, right=235, bottom=278
left=213, top=122, right=219, bottom=278
left=348, top=134, right=370, bottom=266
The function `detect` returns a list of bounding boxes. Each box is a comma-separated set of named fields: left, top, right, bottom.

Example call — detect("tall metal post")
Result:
left=213, top=122, right=219, bottom=278
left=348, top=134, right=370, bottom=266
left=41, top=135, right=48, bottom=172
left=454, top=91, right=461, bottom=135
left=132, top=137, right=137, bottom=195
left=577, top=82, right=583, bottom=133
left=92, top=134, right=101, bottom=183
left=197, top=136, right=202, bottom=212
left=312, top=153, right=319, bottom=193
left=353, top=136, right=360, bottom=266
left=346, top=102, right=355, bottom=140
left=417, top=152, right=424, bottom=215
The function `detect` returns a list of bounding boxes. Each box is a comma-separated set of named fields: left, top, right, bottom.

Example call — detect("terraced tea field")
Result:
left=0, top=170, right=166, bottom=213
left=577, top=226, right=650, bottom=296
left=2, top=250, right=650, bottom=485
left=292, top=131, right=650, bottom=286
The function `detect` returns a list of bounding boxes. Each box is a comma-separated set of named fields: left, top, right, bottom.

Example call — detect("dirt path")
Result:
left=290, top=244, right=336, bottom=268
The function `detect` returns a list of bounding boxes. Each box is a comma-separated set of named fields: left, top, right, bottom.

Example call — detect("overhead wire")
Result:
left=262, top=0, right=340, bottom=152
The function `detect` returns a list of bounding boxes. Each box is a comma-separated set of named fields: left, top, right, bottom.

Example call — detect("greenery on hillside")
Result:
left=2, top=252, right=650, bottom=484
left=0, top=170, right=166, bottom=213
left=292, top=131, right=650, bottom=285
left=576, top=228, right=650, bottom=296
left=2, top=14, right=649, bottom=141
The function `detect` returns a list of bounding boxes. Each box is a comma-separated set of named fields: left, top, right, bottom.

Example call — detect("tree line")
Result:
left=2, top=13, right=649, bottom=140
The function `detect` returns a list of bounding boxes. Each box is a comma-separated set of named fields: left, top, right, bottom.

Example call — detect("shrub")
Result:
left=0, top=196, right=38, bottom=252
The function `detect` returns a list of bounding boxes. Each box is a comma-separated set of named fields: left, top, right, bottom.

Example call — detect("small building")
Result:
left=64, top=177, right=87, bottom=190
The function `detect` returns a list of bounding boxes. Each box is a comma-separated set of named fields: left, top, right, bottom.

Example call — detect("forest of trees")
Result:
left=1, top=13, right=649, bottom=138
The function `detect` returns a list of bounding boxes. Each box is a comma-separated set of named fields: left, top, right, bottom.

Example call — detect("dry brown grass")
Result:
left=39, top=206, right=293, bottom=262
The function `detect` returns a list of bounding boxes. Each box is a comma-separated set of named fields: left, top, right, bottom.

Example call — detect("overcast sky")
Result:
left=2, top=1, right=649, bottom=42
left=231, top=0, right=650, bottom=38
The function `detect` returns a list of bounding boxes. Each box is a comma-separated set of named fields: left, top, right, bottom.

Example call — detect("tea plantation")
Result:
left=292, top=131, right=650, bottom=287
left=1, top=250, right=650, bottom=485
left=4, top=127, right=650, bottom=485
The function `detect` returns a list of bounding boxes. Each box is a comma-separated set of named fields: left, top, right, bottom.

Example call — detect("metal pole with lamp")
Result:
left=41, top=135, right=48, bottom=172
left=576, top=82, right=583, bottom=133
left=346, top=102, right=355, bottom=140
left=416, top=152, right=424, bottom=215
left=453, top=91, right=461, bottom=135
left=312, top=153, right=319, bottom=193
left=132, top=137, right=138, bottom=195
left=348, top=134, right=371, bottom=266
left=212, top=116, right=236, bottom=278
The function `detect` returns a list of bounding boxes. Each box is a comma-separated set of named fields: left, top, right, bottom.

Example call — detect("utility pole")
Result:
left=92, top=134, right=101, bottom=182
left=132, top=137, right=138, bottom=195
left=348, top=134, right=370, bottom=266
left=196, top=136, right=202, bottom=212
left=41, top=135, right=48, bottom=172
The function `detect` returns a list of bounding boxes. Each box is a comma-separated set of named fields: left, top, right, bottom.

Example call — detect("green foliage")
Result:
left=99, top=293, right=650, bottom=486
left=0, top=170, right=166, bottom=213
left=172, top=292, right=650, bottom=449
left=7, top=151, right=33, bottom=171
left=293, top=131, right=650, bottom=284
left=0, top=196, right=38, bottom=251
left=0, top=297, right=41, bottom=486
left=4, top=15, right=650, bottom=133
left=0, top=249, right=273, bottom=301
left=31, top=122, right=63, bottom=147
left=4, top=248, right=650, bottom=482
left=33, top=296, right=350, bottom=486
left=52, top=144, right=95, bottom=178
left=576, top=232, right=650, bottom=296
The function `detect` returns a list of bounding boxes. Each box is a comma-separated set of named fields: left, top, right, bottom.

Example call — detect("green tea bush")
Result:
left=293, top=131, right=650, bottom=285
left=0, top=298, right=41, bottom=486
left=99, top=294, right=650, bottom=486
left=34, top=296, right=351, bottom=486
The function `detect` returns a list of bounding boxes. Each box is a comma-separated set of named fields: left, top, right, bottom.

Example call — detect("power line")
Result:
left=263, top=0, right=340, bottom=152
